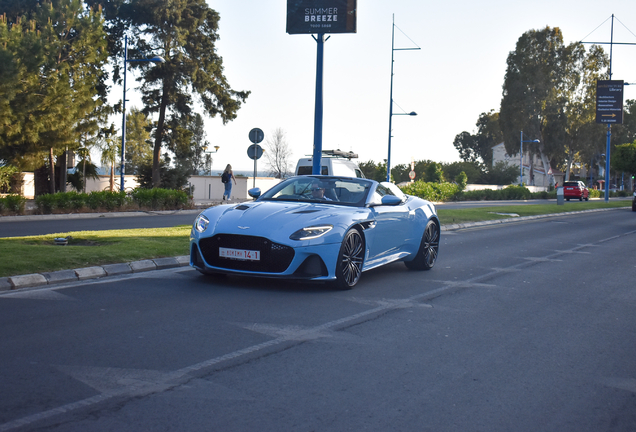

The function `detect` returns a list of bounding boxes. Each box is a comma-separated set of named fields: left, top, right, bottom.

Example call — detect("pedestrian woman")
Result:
left=222, top=164, right=236, bottom=201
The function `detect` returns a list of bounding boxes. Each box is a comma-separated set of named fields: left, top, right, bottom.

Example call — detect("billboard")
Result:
left=286, top=0, right=357, bottom=34
left=596, top=80, right=624, bottom=124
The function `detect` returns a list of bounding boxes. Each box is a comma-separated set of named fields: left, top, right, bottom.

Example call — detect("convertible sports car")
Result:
left=190, top=175, right=440, bottom=289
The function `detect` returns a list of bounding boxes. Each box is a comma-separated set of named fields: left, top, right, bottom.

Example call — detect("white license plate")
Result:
left=219, top=247, right=261, bottom=261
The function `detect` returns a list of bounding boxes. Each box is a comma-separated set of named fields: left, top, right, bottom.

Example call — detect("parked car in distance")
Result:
left=563, top=181, right=589, bottom=201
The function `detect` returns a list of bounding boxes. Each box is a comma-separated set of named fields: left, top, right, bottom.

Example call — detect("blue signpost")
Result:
left=286, top=1, right=357, bottom=175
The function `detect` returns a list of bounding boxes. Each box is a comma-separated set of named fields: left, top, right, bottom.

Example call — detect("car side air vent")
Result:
left=234, top=205, right=250, bottom=210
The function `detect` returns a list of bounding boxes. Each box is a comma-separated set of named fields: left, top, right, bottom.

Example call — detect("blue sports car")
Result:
left=190, top=176, right=440, bottom=289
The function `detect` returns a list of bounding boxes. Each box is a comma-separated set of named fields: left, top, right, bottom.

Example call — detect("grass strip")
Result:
left=0, top=226, right=191, bottom=278
left=437, top=200, right=631, bottom=225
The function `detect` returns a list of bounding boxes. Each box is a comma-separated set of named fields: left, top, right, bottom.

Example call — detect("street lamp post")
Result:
left=386, top=14, right=420, bottom=182
left=121, top=35, right=165, bottom=192
left=203, top=145, right=220, bottom=176
left=387, top=107, right=417, bottom=182
left=519, top=131, right=540, bottom=186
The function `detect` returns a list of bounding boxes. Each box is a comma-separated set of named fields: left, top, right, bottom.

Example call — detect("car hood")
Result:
left=202, top=200, right=364, bottom=241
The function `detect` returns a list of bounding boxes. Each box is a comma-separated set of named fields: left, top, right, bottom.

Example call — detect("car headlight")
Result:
left=194, top=214, right=210, bottom=233
left=289, top=225, right=333, bottom=240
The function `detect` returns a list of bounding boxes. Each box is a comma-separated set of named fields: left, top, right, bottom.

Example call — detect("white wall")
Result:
left=186, top=176, right=281, bottom=201
left=464, top=184, right=547, bottom=193
left=12, top=173, right=281, bottom=202
left=84, top=175, right=139, bottom=193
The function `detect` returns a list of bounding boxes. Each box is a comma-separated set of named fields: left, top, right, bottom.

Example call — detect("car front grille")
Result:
left=198, top=234, right=295, bottom=273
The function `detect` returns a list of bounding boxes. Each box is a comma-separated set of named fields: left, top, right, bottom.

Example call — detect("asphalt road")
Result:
left=1, top=209, right=635, bottom=431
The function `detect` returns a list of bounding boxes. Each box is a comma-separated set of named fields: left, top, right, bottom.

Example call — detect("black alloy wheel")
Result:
left=334, top=228, right=364, bottom=290
left=405, top=219, right=440, bottom=271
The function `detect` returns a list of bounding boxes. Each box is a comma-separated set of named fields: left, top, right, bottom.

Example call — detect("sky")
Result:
left=123, top=0, right=636, bottom=174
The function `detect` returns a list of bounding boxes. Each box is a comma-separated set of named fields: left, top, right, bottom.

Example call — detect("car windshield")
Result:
left=259, top=176, right=372, bottom=207
left=563, top=182, right=579, bottom=187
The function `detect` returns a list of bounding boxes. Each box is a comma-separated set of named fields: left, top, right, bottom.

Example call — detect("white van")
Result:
left=295, top=150, right=365, bottom=178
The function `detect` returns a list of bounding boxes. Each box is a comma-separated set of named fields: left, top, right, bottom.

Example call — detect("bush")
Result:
left=34, top=191, right=129, bottom=214
left=35, top=194, right=57, bottom=214
left=87, top=191, right=128, bottom=211
left=130, top=188, right=191, bottom=210
left=400, top=181, right=462, bottom=202
left=0, top=194, right=26, bottom=215
left=4, top=194, right=26, bottom=214
left=451, top=185, right=535, bottom=201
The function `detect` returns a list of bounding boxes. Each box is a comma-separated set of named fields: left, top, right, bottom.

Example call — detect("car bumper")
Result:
left=190, top=239, right=342, bottom=281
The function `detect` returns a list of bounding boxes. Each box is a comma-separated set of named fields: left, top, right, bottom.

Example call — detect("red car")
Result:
left=563, top=181, right=589, bottom=201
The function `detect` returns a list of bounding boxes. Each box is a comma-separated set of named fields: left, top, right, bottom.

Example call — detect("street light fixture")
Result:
left=203, top=145, right=220, bottom=176
left=386, top=14, right=420, bottom=182
left=121, top=34, right=165, bottom=192
left=519, top=131, right=540, bottom=186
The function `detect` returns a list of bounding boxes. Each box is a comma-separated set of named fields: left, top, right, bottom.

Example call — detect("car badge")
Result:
left=238, top=226, right=250, bottom=230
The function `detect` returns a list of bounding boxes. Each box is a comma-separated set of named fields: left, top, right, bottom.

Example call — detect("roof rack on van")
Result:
left=321, top=149, right=358, bottom=159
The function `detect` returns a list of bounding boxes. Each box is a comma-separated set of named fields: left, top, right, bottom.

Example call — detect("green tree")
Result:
left=390, top=163, right=410, bottom=183
left=441, top=161, right=483, bottom=184
left=611, top=99, right=636, bottom=151
left=611, top=141, right=636, bottom=177
left=124, top=108, right=153, bottom=175
left=359, top=160, right=387, bottom=182
left=156, top=112, right=210, bottom=180
left=0, top=0, right=109, bottom=194
left=559, top=45, right=608, bottom=181
left=453, top=110, right=502, bottom=165
left=455, top=171, right=468, bottom=190
left=121, top=0, right=250, bottom=187
left=480, top=161, right=520, bottom=185
left=500, top=27, right=578, bottom=185
left=100, top=136, right=119, bottom=191
left=425, top=162, right=444, bottom=183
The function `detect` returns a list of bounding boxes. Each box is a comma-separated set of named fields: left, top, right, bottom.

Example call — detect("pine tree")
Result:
left=122, top=0, right=250, bottom=187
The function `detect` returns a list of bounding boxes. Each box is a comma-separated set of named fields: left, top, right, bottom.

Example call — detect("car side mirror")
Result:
left=380, top=195, right=402, bottom=206
left=248, top=188, right=261, bottom=199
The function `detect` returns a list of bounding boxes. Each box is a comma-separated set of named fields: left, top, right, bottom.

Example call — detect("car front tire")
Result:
left=334, top=228, right=364, bottom=290
left=405, top=219, right=440, bottom=271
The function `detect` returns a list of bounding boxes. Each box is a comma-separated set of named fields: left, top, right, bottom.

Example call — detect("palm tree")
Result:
left=101, top=137, right=119, bottom=192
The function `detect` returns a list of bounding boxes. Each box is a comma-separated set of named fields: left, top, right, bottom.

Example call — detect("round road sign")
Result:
left=409, top=170, right=416, bottom=180
left=247, top=144, right=264, bottom=160
left=249, top=128, right=264, bottom=144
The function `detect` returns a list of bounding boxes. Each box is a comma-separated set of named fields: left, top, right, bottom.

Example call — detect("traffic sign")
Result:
left=596, top=80, right=624, bottom=124
left=409, top=170, right=416, bottom=180
left=249, top=128, right=264, bottom=144
left=247, top=144, right=263, bottom=160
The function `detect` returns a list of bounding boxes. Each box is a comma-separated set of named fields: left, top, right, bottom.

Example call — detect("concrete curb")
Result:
left=0, top=256, right=191, bottom=291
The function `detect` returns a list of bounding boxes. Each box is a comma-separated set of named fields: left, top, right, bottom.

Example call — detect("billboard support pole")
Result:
left=605, top=16, right=614, bottom=203
left=312, top=33, right=326, bottom=175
